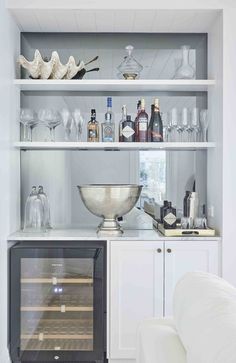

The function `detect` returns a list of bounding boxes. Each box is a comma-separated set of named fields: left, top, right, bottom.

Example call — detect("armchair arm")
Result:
left=136, top=318, right=186, bottom=363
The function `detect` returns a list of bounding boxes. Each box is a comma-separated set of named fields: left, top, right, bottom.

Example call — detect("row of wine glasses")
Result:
left=20, top=108, right=84, bottom=142
left=162, top=108, right=209, bottom=142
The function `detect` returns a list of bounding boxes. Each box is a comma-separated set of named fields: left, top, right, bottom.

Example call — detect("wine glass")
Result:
left=60, top=108, right=73, bottom=141
left=73, top=109, right=84, bottom=142
left=200, top=109, right=209, bottom=142
left=162, top=112, right=171, bottom=142
left=20, top=108, right=38, bottom=141
left=38, top=109, right=61, bottom=142
left=191, top=108, right=200, bottom=142
left=182, top=108, right=189, bottom=142
left=170, top=108, right=179, bottom=142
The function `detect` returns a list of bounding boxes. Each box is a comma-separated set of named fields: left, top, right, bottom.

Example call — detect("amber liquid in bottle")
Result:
left=87, top=109, right=99, bottom=142
left=136, top=98, right=148, bottom=142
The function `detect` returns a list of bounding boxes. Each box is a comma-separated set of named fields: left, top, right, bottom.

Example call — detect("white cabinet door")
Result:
left=164, top=240, right=220, bottom=316
left=110, top=241, right=164, bottom=360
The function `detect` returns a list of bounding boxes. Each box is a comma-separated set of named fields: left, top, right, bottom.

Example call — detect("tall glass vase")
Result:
left=174, top=45, right=195, bottom=80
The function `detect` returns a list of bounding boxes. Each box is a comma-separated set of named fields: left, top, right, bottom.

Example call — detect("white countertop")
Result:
left=8, top=228, right=221, bottom=242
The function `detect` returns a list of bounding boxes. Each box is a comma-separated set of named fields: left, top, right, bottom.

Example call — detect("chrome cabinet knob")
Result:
left=167, top=248, right=172, bottom=253
left=157, top=248, right=162, bottom=253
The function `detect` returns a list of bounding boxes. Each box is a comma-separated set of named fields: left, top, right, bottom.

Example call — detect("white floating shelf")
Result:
left=14, top=79, right=216, bottom=92
left=14, top=142, right=216, bottom=151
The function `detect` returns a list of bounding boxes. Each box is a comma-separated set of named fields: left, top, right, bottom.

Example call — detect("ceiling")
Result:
left=8, top=8, right=220, bottom=33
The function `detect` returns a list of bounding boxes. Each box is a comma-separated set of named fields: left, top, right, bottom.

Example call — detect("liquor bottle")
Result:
left=163, top=202, right=177, bottom=229
left=134, top=100, right=141, bottom=142
left=160, top=200, right=168, bottom=223
left=136, top=98, right=148, bottom=142
left=149, top=98, right=163, bottom=142
left=183, top=191, right=191, bottom=217
left=101, top=97, right=115, bottom=142
left=87, top=109, right=99, bottom=142
left=119, top=105, right=127, bottom=142
left=121, top=115, right=135, bottom=142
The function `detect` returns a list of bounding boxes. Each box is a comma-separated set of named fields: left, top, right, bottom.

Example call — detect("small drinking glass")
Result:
left=60, top=108, right=73, bottom=141
left=38, top=109, right=62, bottom=142
left=73, top=109, right=84, bottom=142
left=194, top=217, right=207, bottom=229
left=181, top=217, right=189, bottom=229
left=200, top=109, right=209, bottom=142
left=20, top=108, right=38, bottom=141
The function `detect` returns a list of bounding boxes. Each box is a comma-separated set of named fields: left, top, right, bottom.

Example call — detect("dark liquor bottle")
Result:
left=183, top=191, right=191, bottom=217
left=160, top=200, right=168, bottom=223
left=87, top=109, right=99, bottom=142
left=134, top=100, right=141, bottom=142
left=136, top=98, right=148, bottom=142
left=163, top=202, right=177, bottom=229
left=121, top=115, right=135, bottom=142
left=119, top=105, right=127, bottom=142
left=149, top=98, right=163, bottom=142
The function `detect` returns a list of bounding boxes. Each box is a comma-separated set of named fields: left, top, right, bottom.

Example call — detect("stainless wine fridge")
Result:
left=9, top=241, right=107, bottom=363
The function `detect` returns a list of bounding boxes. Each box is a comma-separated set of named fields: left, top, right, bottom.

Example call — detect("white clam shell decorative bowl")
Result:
left=18, top=49, right=85, bottom=80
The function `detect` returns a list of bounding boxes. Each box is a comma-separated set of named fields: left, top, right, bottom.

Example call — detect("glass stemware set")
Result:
left=162, top=108, right=209, bottom=142
left=20, top=108, right=84, bottom=142
left=24, top=185, right=51, bottom=232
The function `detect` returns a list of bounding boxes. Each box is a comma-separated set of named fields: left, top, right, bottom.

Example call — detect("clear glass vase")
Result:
left=174, top=45, right=195, bottom=80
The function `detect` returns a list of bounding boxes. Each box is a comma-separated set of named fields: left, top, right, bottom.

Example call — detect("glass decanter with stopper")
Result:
left=174, top=45, right=195, bottom=79
left=117, top=45, right=143, bottom=80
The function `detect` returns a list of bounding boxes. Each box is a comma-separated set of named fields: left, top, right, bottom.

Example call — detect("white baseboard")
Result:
left=109, top=360, right=135, bottom=363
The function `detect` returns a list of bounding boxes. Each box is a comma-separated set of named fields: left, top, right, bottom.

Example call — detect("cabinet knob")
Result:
left=157, top=248, right=162, bottom=253
left=167, top=248, right=172, bottom=253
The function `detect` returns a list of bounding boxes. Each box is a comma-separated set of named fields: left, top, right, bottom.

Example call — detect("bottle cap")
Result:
left=141, top=98, right=145, bottom=109
left=127, top=115, right=132, bottom=121
left=107, top=97, right=112, bottom=107
left=154, top=98, right=159, bottom=108
left=164, top=200, right=168, bottom=206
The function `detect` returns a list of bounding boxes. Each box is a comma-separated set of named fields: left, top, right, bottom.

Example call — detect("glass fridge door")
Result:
left=10, top=242, right=105, bottom=363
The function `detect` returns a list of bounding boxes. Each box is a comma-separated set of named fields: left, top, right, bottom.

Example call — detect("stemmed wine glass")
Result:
left=60, top=108, right=73, bottom=141
left=73, top=109, right=84, bottom=142
left=170, top=108, right=179, bottom=142
left=162, top=112, right=171, bottom=142
left=191, top=108, right=200, bottom=142
left=200, top=109, right=209, bottom=142
left=20, top=108, right=38, bottom=141
left=38, top=109, right=62, bottom=142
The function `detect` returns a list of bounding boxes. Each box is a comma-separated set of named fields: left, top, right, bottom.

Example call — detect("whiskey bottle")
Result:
left=101, top=97, right=115, bottom=142
left=136, top=98, right=148, bottom=142
left=149, top=98, right=163, bottom=142
left=121, top=115, right=135, bottom=142
left=87, top=109, right=99, bottom=142
left=119, top=105, right=127, bottom=142
left=163, top=202, right=177, bottom=229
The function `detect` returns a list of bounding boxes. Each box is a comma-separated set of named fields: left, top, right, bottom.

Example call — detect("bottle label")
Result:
left=103, top=124, right=114, bottom=142
left=151, top=131, right=163, bottom=141
left=122, top=125, right=135, bottom=138
left=163, top=213, right=176, bottom=226
left=139, top=122, right=147, bottom=131
left=88, top=129, right=98, bottom=139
